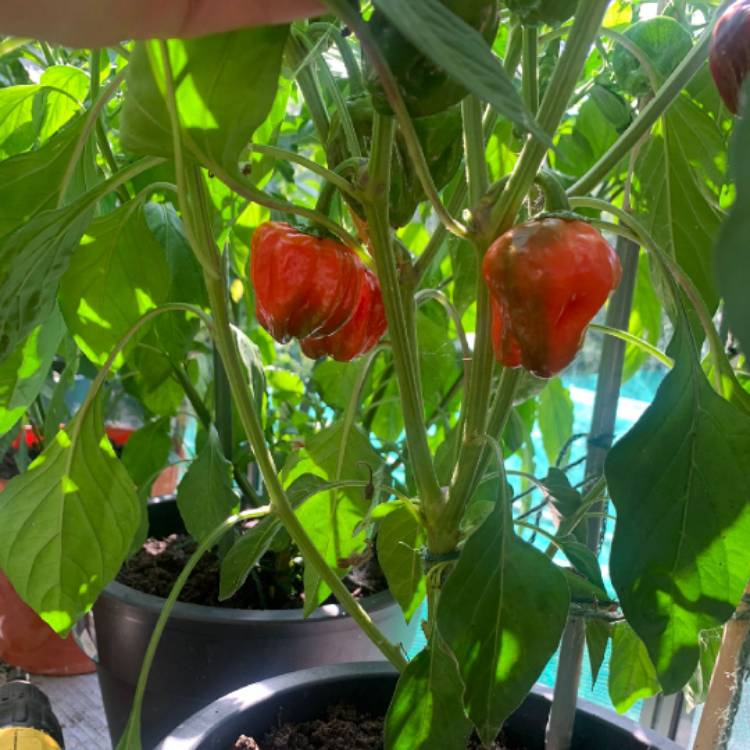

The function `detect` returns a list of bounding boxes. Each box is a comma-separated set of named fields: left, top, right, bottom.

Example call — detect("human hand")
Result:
left=0, top=0, right=326, bottom=47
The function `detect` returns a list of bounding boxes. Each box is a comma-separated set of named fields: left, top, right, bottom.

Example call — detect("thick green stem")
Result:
left=487, top=2, right=610, bottom=237
left=522, top=26, right=539, bottom=114
left=323, top=0, right=466, bottom=238
left=286, top=34, right=330, bottom=143
left=188, top=169, right=406, bottom=672
left=449, top=3, right=610, bottom=526
left=447, top=96, right=496, bottom=527
left=363, top=114, right=446, bottom=547
left=158, top=38, right=405, bottom=669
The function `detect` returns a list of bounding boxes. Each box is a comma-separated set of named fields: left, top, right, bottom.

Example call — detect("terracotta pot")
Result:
left=0, top=572, right=94, bottom=676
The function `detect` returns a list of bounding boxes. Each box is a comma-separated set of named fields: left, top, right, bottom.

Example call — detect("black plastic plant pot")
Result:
left=75, top=499, right=418, bottom=748
left=155, top=662, right=682, bottom=750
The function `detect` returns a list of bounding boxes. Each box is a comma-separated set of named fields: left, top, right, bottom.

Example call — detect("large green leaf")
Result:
left=177, top=426, right=239, bottom=544
left=716, top=89, right=750, bottom=359
left=608, top=622, right=661, bottom=714
left=120, top=29, right=288, bottom=174
left=376, top=503, right=426, bottom=622
left=36, top=65, right=88, bottom=142
left=370, top=0, right=545, bottom=142
left=0, top=117, right=85, bottom=238
left=0, top=398, right=141, bottom=634
left=384, top=643, right=472, bottom=750
left=59, top=202, right=170, bottom=368
left=611, top=17, right=692, bottom=97
left=0, top=85, right=39, bottom=157
left=0, top=308, right=64, bottom=433
left=633, top=95, right=726, bottom=312
left=437, top=500, right=569, bottom=745
left=606, top=329, right=750, bottom=693
left=0, top=194, right=94, bottom=363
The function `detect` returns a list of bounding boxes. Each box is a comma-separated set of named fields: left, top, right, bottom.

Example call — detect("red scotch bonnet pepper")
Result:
left=251, top=221, right=387, bottom=361
left=483, top=217, right=622, bottom=378
left=710, top=0, right=750, bottom=115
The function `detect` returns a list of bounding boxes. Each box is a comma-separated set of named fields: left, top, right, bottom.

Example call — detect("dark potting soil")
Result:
left=118, top=533, right=388, bottom=610
left=232, top=704, right=512, bottom=750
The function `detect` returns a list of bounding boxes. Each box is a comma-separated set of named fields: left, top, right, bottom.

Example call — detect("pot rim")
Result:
left=155, top=662, right=683, bottom=750
left=100, top=580, right=398, bottom=624
left=103, top=494, right=398, bottom=624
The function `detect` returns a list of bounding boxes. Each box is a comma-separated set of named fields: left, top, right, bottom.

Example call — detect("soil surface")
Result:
left=118, top=533, right=387, bottom=610
left=232, top=704, right=512, bottom=749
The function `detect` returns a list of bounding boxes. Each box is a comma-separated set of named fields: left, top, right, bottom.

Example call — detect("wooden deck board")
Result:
left=1, top=662, right=111, bottom=749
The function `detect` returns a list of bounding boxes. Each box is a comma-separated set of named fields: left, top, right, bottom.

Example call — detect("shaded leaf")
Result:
left=121, top=418, right=172, bottom=494
left=376, top=504, right=426, bottom=622
left=538, top=378, right=574, bottom=466
left=0, top=397, right=141, bottom=635
left=121, top=29, right=288, bottom=174
left=437, top=500, right=569, bottom=745
left=0, top=308, right=64, bottom=433
left=176, top=426, right=239, bottom=544
left=633, top=96, right=725, bottom=312
left=384, top=642, right=472, bottom=750
left=716, top=86, right=750, bottom=358
left=607, top=328, right=750, bottom=692
left=586, top=619, right=610, bottom=689
left=608, top=622, right=661, bottom=714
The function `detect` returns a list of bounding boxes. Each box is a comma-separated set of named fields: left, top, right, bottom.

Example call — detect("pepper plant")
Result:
left=1, top=1, right=750, bottom=749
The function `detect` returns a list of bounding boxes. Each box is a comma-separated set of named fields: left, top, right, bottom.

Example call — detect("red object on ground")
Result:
left=0, top=481, right=95, bottom=675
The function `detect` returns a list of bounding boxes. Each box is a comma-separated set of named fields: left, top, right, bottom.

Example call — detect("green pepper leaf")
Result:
left=384, top=642, right=472, bottom=750
left=59, top=202, right=170, bottom=368
left=606, top=328, right=750, bottom=693
left=0, top=397, right=141, bottom=635
left=370, top=0, right=549, bottom=144
left=437, top=499, right=569, bottom=745
left=177, top=426, right=239, bottom=545
left=121, top=29, right=288, bottom=175
left=608, top=622, right=661, bottom=714
left=376, top=503, right=426, bottom=622
left=0, top=308, right=64, bottom=434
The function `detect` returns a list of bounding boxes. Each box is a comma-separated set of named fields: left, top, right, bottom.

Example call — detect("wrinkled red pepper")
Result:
left=251, top=222, right=363, bottom=343
left=300, top=268, right=387, bottom=362
left=483, top=217, right=622, bottom=378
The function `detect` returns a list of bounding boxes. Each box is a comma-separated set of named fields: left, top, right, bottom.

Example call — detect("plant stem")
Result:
left=568, top=1, right=732, bottom=197
left=449, top=3, right=610, bottom=528
left=157, top=37, right=405, bottom=669
left=693, top=582, right=750, bottom=750
left=58, top=67, right=127, bottom=206
left=187, top=165, right=407, bottom=671
left=247, top=143, right=361, bottom=200
left=323, top=0, right=467, bottom=238
left=363, top=113, right=446, bottom=547
left=286, top=34, right=330, bottom=143
left=522, top=26, right=539, bottom=114
left=118, top=505, right=271, bottom=748
left=487, top=2, right=610, bottom=238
